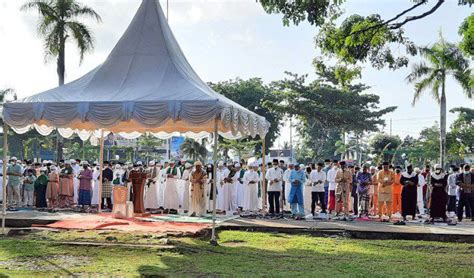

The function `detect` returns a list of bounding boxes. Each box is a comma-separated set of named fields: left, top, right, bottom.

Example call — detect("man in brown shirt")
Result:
left=376, top=161, right=396, bottom=221
left=335, top=161, right=352, bottom=219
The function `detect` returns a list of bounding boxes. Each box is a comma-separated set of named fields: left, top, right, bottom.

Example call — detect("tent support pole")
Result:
left=98, top=130, right=105, bottom=214
left=2, top=124, right=8, bottom=235
left=261, top=136, right=266, bottom=213
left=210, top=118, right=219, bottom=246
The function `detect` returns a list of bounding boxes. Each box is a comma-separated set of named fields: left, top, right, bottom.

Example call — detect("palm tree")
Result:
left=22, top=0, right=102, bottom=162
left=180, top=139, right=208, bottom=162
left=406, top=32, right=472, bottom=167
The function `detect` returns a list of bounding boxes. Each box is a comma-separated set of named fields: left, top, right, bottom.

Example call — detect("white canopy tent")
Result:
left=1, top=0, right=269, bottom=243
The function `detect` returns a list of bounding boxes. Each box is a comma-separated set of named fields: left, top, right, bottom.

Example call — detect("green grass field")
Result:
left=0, top=231, right=472, bottom=277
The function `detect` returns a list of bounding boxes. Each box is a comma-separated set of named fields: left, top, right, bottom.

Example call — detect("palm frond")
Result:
left=453, top=69, right=473, bottom=99
left=71, top=5, right=102, bottom=22
left=21, top=0, right=57, bottom=19
left=405, top=62, right=433, bottom=83
left=412, top=70, right=438, bottom=106
left=66, top=21, right=94, bottom=63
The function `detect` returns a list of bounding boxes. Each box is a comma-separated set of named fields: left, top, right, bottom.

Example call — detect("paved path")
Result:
left=2, top=210, right=473, bottom=242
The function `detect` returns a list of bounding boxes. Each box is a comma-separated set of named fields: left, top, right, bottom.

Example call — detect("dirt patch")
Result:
left=221, top=239, right=247, bottom=247
left=0, top=255, right=91, bottom=272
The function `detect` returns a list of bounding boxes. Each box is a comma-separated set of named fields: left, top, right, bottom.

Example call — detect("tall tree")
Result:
left=22, top=0, right=102, bottom=161
left=260, top=0, right=473, bottom=70
left=209, top=78, right=282, bottom=152
left=406, top=33, right=472, bottom=167
left=459, top=14, right=474, bottom=58
left=448, top=107, right=474, bottom=159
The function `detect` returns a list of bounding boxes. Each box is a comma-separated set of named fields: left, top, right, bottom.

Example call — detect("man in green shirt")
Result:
left=7, top=157, right=23, bottom=207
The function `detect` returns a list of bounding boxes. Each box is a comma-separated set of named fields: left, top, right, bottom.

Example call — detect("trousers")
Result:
left=311, top=191, right=326, bottom=214
left=7, top=185, right=21, bottom=206
left=268, top=191, right=280, bottom=214
left=457, top=193, right=474, bottom=221
left=24, top=190, right=34, bottom=206
left=290, top=202, right=304, bottom=216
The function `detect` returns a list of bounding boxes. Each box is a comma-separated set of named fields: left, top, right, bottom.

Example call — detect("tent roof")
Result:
left=3, top=0, right=269, bottom=141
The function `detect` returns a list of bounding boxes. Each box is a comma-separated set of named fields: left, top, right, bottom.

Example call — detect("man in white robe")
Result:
left=157, top=161, right=168, bottom=208
left=180, top=162, right=192, bottom=211
left=243, top=163, right=259, bottom=212
left=234, top=163, right=245, bottom=210
left=71, top=159, right=81, bottom=205
left=144, top=161, right=160, bottom=209
left=163, top=161, right=182, bottom=211
left=216, top=161, right=229, bottom=212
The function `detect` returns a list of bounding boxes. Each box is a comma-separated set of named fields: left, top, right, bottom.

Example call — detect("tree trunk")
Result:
left=439, top=75, right=447, bottom=169
left=55, top=31, right=66, bottom=163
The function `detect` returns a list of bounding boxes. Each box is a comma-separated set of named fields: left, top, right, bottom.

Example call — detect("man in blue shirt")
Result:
left=289, top=164, right=306, bottom=218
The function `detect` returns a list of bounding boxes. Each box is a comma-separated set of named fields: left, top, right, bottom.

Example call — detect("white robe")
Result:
left=72, top=164, right=81, bottom=204
left=157, top=168, right=167, bottom=208
left=91, top=168, right=101, bottom=205
left=223, top=170, right=237, bottom=214
left=216, top=168, right=229, bottom=211
left=144, top=166, right=160, bottom=209
left=180, top=169, right=191, bottom=211
left=417, top=174, right=425, bottom=215
left=163, top=167, right=182, bottom=210
left=235, top=169, right=245, bottom=208
left=243, top=170, right=259, bottom=211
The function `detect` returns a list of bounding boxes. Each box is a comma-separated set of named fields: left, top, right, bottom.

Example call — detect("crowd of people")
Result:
left=1, top=156, right=473, bottom=224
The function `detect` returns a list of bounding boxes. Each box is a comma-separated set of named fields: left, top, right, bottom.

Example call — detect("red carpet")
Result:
left=33, top=213, right=209, bottom=234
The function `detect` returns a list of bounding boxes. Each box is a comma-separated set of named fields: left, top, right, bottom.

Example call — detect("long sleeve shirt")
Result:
left=266, top=167, right=283, bottom=192
left=289, top=169, right=306, bottom=186
left=327, top=167, right=338, bottom=190
left=310, top=170, right=326, bottom=192
left=447, top=173, right=458, bottom=196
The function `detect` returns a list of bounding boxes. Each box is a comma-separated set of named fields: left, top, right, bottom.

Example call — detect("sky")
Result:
left=0, top=0, right=472, bottom=149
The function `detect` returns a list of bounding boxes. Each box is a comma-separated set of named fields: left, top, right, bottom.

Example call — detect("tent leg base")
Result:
left=210, top=239, right=219, bottom=246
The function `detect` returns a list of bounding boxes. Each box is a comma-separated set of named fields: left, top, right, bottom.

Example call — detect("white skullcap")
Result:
left=218, top=161, right=224, bottom=167
left=11, top=156, right=17, bottom=161
left=70, top=159, right=76, bottom=163
left=51, top=166, right=57, bottom=171
left=64, top=160, right=71, bottom=164
left=370, top=166, right=377, bottom=170
left=136, top=161, right=143, bottom=166
left=40, top=167, right=48, bottom=172
left=235, top=163, right=241, bottom=168
left=149, top=160, right=156, bottom=166
left=82, top=161, right=89, bottom=165
left=185, top=162, right=192, bottom=168
left=299, top=164, right=305, bottom=168
left=194, top=161, right=202, bottom=166
left=414, top=167, right=420, bottom=173
left=434, top=164, right=442, bottom=169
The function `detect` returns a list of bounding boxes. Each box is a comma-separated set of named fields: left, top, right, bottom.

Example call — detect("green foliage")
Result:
left=448, top=107, right=474, bottom=159
left=180, top=138, right=208, bottom=162
left=209, top=78, right=282, bottom=152
left=406, top=32, right=472, bottom=105
left=368, top=133, right=402, bottom=163
left=459, top=14, right=474, bottom=57
left=219, top=138, right=259, bottom=160
left=316, top=14, right=416, bottom=69
left=21, top=0, right=102, bottom=63
left=260, top=0, right=472, bottom=70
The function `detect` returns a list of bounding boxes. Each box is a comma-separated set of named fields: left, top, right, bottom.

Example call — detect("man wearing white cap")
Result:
left=163, top=161, right=182, bottom=211
left=216, top=161, right=229, bottom=211
left=234, top=162, right=245, bottom=210
left=180, top=162, right=193, bottom=211
left=243, top=162, right=260, bottom=212
left=189, top=161, right=207, bottom=216
left=72, top=159, right=81, bottom=205
left=7, top=157, right=23, bottom=207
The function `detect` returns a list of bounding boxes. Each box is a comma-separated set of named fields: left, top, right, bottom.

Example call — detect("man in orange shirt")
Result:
left=376, top=162, right=396, bottom=221
left=392, top=166, right=402, bottom=215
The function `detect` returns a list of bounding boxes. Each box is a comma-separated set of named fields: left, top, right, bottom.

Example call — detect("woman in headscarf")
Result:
left=428, top=164, right=448, bottom=223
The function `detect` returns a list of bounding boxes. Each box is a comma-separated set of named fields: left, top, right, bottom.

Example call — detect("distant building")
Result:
left=269, top=149, right=291, bottom=163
